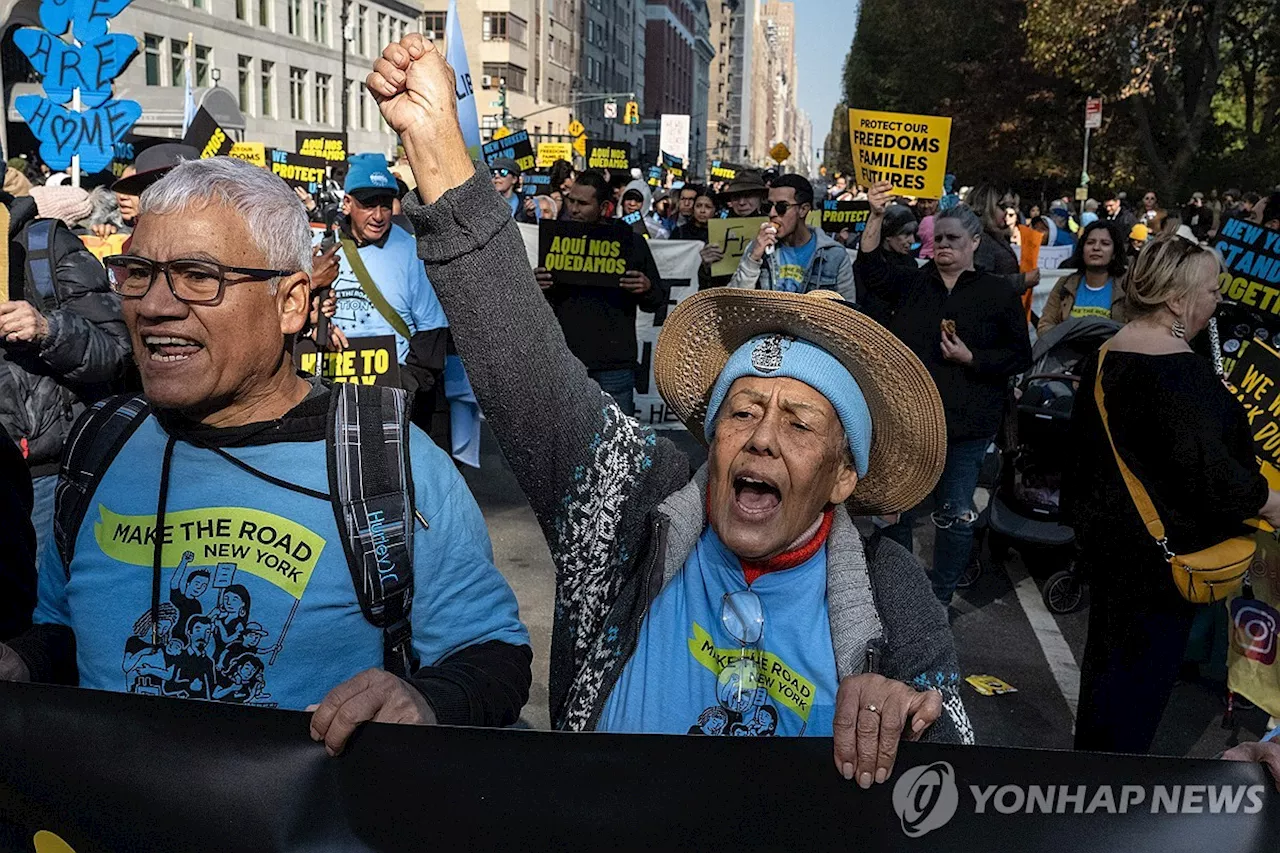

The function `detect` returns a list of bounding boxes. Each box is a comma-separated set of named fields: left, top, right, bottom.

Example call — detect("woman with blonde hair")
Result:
left=966, top=184, right=1037, bottom=295
left=1066, top=235, right=1280, bottom=754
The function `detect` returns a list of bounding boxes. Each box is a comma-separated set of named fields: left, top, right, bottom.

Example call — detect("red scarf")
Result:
left=739, top=507, right=835, bottom=585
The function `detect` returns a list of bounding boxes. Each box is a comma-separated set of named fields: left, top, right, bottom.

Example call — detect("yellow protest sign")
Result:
left=848, top=108, right=952, bottom=198
left=94, top=505, right=325, bottom=599
left=707, top=217, right=767, bottom=278
left=537, top=142, right=573, bottom=168
left=492, top=126, right=512, bottom=140
left=228, top=142, right=267, bottom=168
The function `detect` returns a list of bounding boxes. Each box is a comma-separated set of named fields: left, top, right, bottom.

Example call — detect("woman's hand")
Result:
left=867, top=180, right=893, bottom=218
left=941, top=330, right=974, bottom=365
left=700, top=242, right=725, bottom=266
left=1259, top=490, right=1280, bottom=529
left=1223, top=741, right=1280, bottom=793
left=833, top=674, right=942, bottom=788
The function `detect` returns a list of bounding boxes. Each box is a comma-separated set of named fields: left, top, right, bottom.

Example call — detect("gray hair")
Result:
left=139, top=156, right=313, bottom=276
left=936, top=203, right=983, bottom=239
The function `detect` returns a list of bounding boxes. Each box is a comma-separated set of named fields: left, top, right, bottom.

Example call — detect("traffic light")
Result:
left=624, top=100, right=640, bottom=126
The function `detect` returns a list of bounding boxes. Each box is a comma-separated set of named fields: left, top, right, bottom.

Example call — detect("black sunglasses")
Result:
left=766, top=200, right=803, bottom=216
left=104, top=254, right=298, bottom=306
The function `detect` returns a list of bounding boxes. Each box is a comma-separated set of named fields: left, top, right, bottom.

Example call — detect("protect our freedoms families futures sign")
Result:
left=1, top=682, right=1279, bottom=852
left=848, top=108, right=952, bottom=199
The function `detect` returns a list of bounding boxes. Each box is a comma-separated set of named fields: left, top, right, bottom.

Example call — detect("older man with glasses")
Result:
left=0, top=156, right=532, bottom=756
left=371, top=33, right=972, bottom=788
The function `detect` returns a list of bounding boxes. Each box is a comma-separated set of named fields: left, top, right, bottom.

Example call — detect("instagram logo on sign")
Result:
left=1231, top=599, right=1280, bottom=664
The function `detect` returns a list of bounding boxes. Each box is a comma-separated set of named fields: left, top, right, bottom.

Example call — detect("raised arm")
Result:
left=854, top=181, right=916, bottom=308
left=368, top=36, right=687, bottom=581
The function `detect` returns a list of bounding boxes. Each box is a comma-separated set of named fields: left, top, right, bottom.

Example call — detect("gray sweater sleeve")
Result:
left=402, top=167, right=691, bottom=670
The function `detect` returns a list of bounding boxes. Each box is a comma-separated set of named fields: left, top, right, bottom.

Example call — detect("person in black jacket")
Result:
left=0, top=191, right=132, bottom=559
left=0, top=435, right=35, bottom=641
left=534, top=170, right=668, bottom=415
left=856, top=181, right=1032, bottom=605
left=967, top=184, right=1038, bottom=295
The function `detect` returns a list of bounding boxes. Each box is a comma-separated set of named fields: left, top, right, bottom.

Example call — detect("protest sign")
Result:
left=228, top=142, right=267, bottom=168
left=537, top=142, right=573, bottom=168
left=710, top=160, right=743, bottom=182
left=538, top=220, right=638, bottom=288
left=482, top=129, right=535, bottom=173
left=520, top=171, right=551, bottom=196
left=294, top=335, right=400, bottom=386
left=848, top=108, right=951, bottom=198
left=269, top=149, right=327, bottom=194
left=659, top=114, right=691, bottom=165
left=110, top=132, right=168, bottom=176
left=182, top=106, right=234, bottom=159
left=1227, top=338, right=1280, bottom=474
left=586, top=141, right=631, bottom=172
left=296, top=130, right=347, bottom=163
left=1217, top=218, right=1280, bottom=318
left=2, top=681, right=1279, bottom=852
left=14, top=96, right=140, bottom=173
left=821, top=200, right=870, bottom=235
left=13, top=29, right=135, bottom=107
left=707, top=216, right=767, bottom=278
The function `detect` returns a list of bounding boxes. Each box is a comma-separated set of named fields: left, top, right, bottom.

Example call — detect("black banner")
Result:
left=481, top=130, right=535, bottom=173
left=586, top=141, right=632, bottom=172
left=538, top=219, right=639, bottom=287
left=296, top=131, right=348, bottom=163
left=821, top=199, right=871, bottom=235
left=181, top=107, right=233, bottom=159
left=0, top=683, right=1277, bottom=852
left=270, top=149, right=328, bottom=195
left=710, top=160, right=743, bottom=182
left=294, top=335, right=401, bottom=387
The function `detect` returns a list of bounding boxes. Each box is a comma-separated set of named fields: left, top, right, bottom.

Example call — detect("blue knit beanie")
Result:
left=703, top=334, right=873, bottom=477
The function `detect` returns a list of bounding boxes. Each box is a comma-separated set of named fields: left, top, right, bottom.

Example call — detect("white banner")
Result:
left=518, top=224, right=705, bottom=429
left=659, top=114, right=691, bottom=166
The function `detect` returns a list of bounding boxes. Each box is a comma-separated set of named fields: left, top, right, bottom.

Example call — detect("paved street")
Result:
left=462, top=424, right=1273, bottom=753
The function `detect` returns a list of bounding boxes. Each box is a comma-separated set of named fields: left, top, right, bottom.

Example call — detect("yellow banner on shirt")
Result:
left=687, top=622, right=816, bottom=721
left=93, top=505, right=325, bottom=599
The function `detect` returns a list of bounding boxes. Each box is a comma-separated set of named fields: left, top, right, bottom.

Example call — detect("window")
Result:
left=288, top=0, right=302, bottom=35
left=483, top=12, right=526, bottom=44
left=170, top=38, right=185, bottom=87
left=238, top=55, right=253, bottom=114
left=144, top=34, right=162, bottom=85
left=259, top=0, right=271, bottom=28
left=357, top=80, right=368, bottom=130
left=290, top=66, right=306, bottom=120
left=376, top=12, right=386, bottom=50
left=195, top=44, right=211, bottom=87
left=422, top=10, right=445, bottom=38
left=192, top=0, right=204, bottom=9
left=236, top=0, right=248, bottom=20
left=260, top=59, right=275, bottom=116
left=313, top=0, right=329, bottom=44
left=314, top=72, right=331, bottom=124
left=482, top=62, right=526, bottom=93
left=355, top=5, right=366, bottom=54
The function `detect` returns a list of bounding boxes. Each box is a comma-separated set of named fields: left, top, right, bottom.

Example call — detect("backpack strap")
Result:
left=55, top=393, right=152, bottom=575
left=327, top=382, right=419, bottom=676
left=23, top=219, right=59, bottom=310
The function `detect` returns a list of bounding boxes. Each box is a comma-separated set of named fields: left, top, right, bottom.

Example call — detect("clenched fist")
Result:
left=367, top=34, right=460, bottom=142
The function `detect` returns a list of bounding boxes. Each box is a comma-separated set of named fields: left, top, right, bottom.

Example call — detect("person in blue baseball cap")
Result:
left=327, top=152, right=451, bottom=442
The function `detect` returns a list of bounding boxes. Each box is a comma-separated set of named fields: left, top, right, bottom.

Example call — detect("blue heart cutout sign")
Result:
left=38, top=0, right=134, bottom=42
left=16, top=94, right=143, bottom=172
left=14, top=29, right=137, bottom=107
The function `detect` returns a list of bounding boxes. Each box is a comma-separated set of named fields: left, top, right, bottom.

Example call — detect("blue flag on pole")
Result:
left=445, top=0, right=481, bottom=158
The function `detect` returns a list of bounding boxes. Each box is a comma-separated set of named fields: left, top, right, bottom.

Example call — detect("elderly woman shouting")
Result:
left=856, top=182, right=1032, bottom=606
left=369, top=34, right=973, bottom=783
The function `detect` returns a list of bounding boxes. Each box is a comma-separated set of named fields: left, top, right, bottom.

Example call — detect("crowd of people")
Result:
left=1, top=31, right=1280, bottom=806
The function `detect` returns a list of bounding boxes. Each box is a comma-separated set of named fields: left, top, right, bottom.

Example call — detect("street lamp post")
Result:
left=340, top=0, right=350, bottom=130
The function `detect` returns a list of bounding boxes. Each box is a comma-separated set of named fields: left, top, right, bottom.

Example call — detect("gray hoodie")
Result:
left=621, top=179, right=669, bottom=240
left=728, top=224, right=857, bottom=302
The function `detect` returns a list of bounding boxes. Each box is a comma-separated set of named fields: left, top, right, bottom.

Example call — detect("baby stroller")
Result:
left=976, top=316, right=1122, bottom=614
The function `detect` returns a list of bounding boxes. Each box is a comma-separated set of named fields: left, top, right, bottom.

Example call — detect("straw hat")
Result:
left=655, top=288, right=947, bottom=515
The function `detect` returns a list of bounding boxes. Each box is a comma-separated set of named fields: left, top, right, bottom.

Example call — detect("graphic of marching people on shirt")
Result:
left=99, top=505, right=324, bottom=708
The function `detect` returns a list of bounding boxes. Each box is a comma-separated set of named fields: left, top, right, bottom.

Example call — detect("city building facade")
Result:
left=576, top=0, right=645, bottom=152
left=640, top=0, right=710, bottom=175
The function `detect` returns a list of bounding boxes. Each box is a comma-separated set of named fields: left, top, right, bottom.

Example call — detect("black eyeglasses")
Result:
left=766, top=200, right=801, bottom=216
left=104, top=254, right=298, bottom=306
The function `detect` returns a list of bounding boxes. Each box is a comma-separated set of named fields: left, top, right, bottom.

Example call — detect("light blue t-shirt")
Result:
left=34, top=414, right=528, bottom=711
left=773, top=231, right=819, bottom=293
left=1071, top=278, right=1113, bottom=319
left=325, top=225, right=448, bottom=364
left=598, top=525, right=838, bottom=737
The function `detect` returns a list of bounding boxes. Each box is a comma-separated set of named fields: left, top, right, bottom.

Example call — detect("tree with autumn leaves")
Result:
left=833, top=0, right=1279, bottom=201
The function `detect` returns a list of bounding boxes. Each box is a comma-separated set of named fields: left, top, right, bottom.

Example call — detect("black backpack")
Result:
left=54, top=382, right=420, bottom=675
